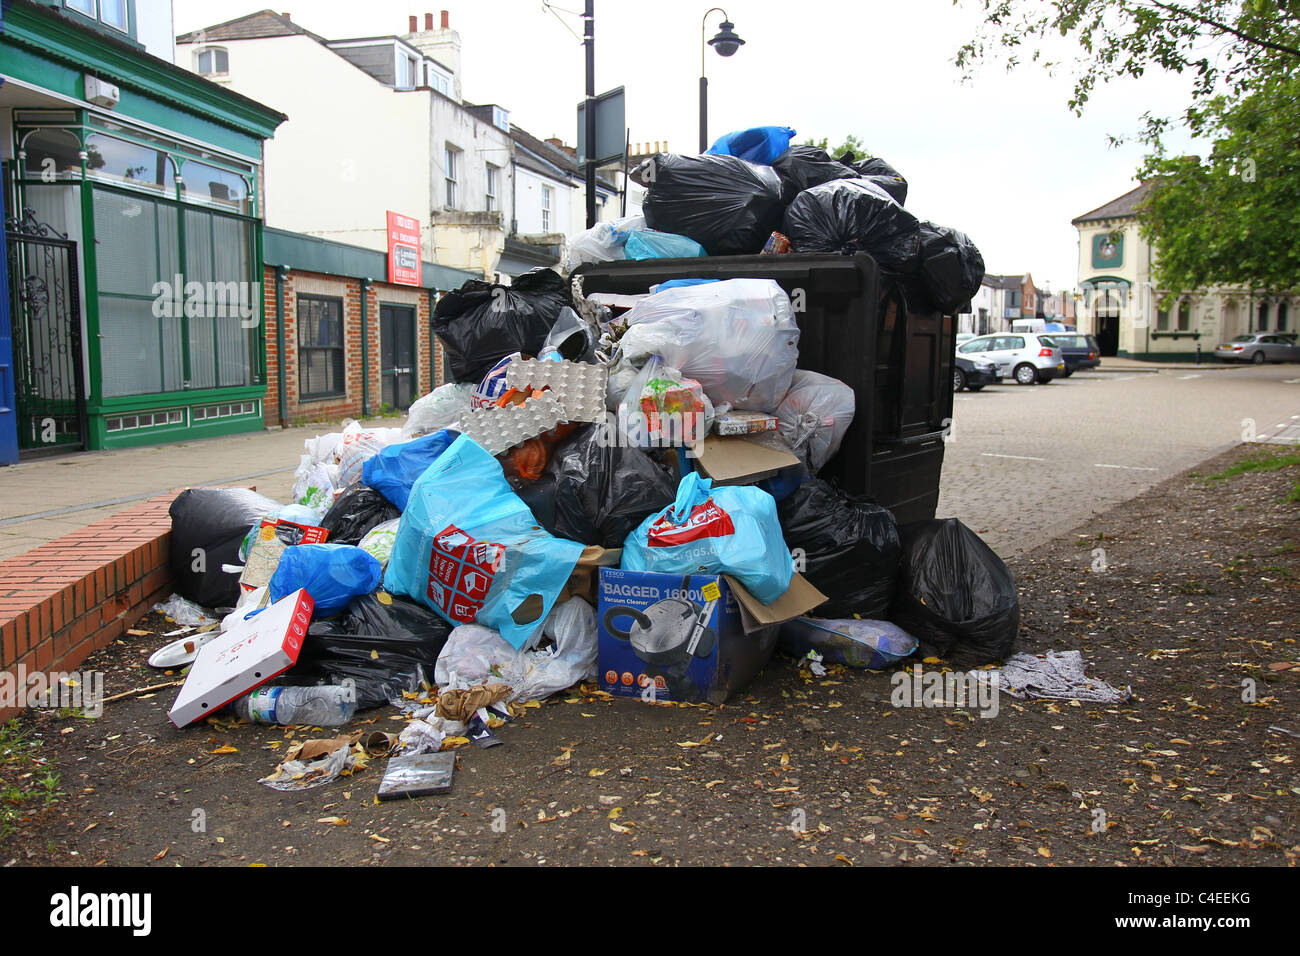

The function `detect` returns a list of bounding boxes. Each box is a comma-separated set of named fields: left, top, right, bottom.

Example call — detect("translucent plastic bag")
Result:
left=624, top=229, right=706, bottom=260
left=615, top=356, right=711, bottom=450
left=358, top=518, right=401, bottom=569
left=291, top=456, right=335, bottom=516
left=778, top=617, right=917, bottom=669
left=401, top=383, right=474, bottom=439
left=562, top=215, right=643, bottom=272
left=337, top=421, right=406, bottom=488
left=623, top=473, right=793, bottom=604
left=614, top=278, right=800, bottom=411
left=776, top=370, right=856, bottom=472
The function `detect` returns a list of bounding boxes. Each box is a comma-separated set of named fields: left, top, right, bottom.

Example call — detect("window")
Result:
left=492, top=106, right=510, bottom=132
left=1257, top=302, right=1269, bottom=330
left=197, top=47, right=229, bottom=76
left=298, top=295, right=346, bottom=399
left=18, top=128, right=82, bottom=180
left=1279, top=303, right=1290, bottom=332
left=84, top=132, right=175, bottom=193
left=397, top=52, right=418, bottom=89
left=1156, top=306, right=1170, bottom=331
left=65, top=0, right=95, bottom=12
left=178, top=159, right=250, bottom=213
left=425, top=62, right=451, bottom=95
left=957, top=338, right=988, bottom=353
left=1177, top=301, right=1191, bottom=331
left=444, top=145, right=460, bottom=208
left=485, top=164, right=498, bottom=212
left=541, top=185, right=553, bottom=232
left=100, top=0, right=128, bottom=30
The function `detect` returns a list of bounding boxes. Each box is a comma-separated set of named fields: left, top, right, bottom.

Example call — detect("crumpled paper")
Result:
left=258, top=733, right=365, bottom=791
left=436, top=683, right=511, bottom=722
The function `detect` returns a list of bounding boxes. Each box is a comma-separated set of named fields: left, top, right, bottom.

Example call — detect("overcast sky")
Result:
left=174, top=0, right=1204, bottom=291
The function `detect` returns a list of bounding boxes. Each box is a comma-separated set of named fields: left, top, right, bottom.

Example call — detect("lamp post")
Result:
left=699, top=9, right=744, bottom=153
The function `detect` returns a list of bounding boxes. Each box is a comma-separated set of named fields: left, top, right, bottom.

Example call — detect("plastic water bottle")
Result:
left=232, top=685, right=357, bottom=726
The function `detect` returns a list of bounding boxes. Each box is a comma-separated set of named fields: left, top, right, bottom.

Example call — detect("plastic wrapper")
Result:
left=293, top=591, right=451, bottom=710
left=358, top=518, right=401, bottom=569
left=432, top=267, right=572, bottom=382
left=639, top=153, right=785, bottom=256
left=472, top=352, right=522, bottom=410
left=267, top=543, right=383, bottom=618
left=613, top=278, right=800, bottom=411
left=615, top=356, right=711, bottom=450
left=362, top=429, right=458, bottom=510
left=770, top=145, right=859, bottom=201
left=705, top=125, right=797, bottom=165
left=337, top=421, right=405, bottom=488
left=915, top=221, right=986, bottom=314
left=318, top=484, right=401, bottom=545
left=851, top=156, right=909, bottom=205
left=777, top=479, right=899, bottom=619
left=169, top=488, right=282, bottom=609
left=538, top=307, right=598, bottom=363
left=544, top=424, right=677, bottom=548
left=562, top=215, right=643, bottom=272
left=775, top=369, right=856, bottom=472
left=624, top=229, right=707, bottom=261
left=433, top=598, right=597, bottom=702
left=623, top=473, right=793, bottom=605
left=778, top=617, right=917, bottom=669
left=401, top=383, right=474, bottom=439
left=890, top=518, right=1020, bottom=668
left=239, top=503, right=325, bottom=562
left=290, top=456, right=335, bottom=518
left=383, top=433, right=585, bottom=649
left=152, top=593, right=218, bottom=627
left=782, top=178, right=920, bottom=268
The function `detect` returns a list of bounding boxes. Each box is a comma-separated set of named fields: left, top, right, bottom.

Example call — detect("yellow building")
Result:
left=1073, top=184, right=1298, bottom=360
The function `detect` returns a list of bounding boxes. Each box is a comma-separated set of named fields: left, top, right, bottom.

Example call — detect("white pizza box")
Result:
left=167, top=588, right=314, bottom=728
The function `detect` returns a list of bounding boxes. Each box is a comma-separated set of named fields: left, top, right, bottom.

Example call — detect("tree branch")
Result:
left=1137, top=0, right=1300, bottom=59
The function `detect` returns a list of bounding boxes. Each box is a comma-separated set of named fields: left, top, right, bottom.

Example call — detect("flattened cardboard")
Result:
left=167, top=589, right=313, bottom=728
left=694, top=434, right=799, bottom=485
left=724, top=572, right=827, bottom=634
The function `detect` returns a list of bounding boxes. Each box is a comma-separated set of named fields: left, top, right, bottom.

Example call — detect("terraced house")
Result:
left=0, top=0, right=286, bottom=461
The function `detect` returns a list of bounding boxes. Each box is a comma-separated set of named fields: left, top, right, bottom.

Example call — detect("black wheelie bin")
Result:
left=574, top=251, right=954, bottom=525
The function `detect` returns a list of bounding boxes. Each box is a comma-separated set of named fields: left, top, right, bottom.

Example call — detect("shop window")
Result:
left=298, top=295, right=346, bottom=399
left=85, top=133, right=175, bottom=193
left=179, top=159, right=250, bottom=214
left=18, top=128, right=82, bottom=180
left=197, top=47, right=229, bottom=76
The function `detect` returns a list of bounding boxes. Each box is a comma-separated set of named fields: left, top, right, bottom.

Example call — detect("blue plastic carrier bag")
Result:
left=268, top=543, right=383, bottom=618
left=624, top=229, right=706, bottom=260
left=383, top=434, right=585, bottom=649
left=705, top=126, right=797, bottom=165
left=622, top=472, right=793, bottom=604
left=363, top=429, right=457, bottom=510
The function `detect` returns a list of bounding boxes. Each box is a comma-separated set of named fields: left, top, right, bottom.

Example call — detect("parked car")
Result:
left=1214, top=333, right=1300, bottom=364
left=953, top=355, right=1000, bottom=392
left=955, top=333, right=976, bottom=348
left=956, top=332, right=1065, bottom=385
left=1042, top=332, right=1101, bottom=376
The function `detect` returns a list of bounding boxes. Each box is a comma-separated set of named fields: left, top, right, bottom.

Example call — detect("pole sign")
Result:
left=386, top=211, right=421, bottom=286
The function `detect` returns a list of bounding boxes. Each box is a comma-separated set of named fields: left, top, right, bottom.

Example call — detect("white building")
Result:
left=176, top=9, right=513, bottom=277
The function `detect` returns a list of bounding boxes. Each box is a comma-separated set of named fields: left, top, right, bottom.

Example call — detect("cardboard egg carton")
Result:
left=456, top=392, right=568, bottom=456
left=504, top=358, right=608, bottom=424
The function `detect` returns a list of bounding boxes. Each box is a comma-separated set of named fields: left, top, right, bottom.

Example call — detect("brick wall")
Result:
left=0, top=495, right=175, bottom=722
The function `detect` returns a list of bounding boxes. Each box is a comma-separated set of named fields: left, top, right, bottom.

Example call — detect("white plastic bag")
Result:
left=303, top=431, right=343, bottom=465
left=358, top=518, right=401, bottom=569
left=401, top=383, right=474, bottom=439
left=776, top=369, right=856, bottom=471
left=290, top=455, right=335, bottom=515
left=614, top=278, right=800, bottom=411
left=337, top=420, right=405, bottom=487
left=562, top=214, right=644, bottom=272
left=433, top=598, right=598, bottom=703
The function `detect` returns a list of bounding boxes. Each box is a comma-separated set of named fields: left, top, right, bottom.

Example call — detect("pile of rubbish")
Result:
left=154, top=125, right=1018, bottom=800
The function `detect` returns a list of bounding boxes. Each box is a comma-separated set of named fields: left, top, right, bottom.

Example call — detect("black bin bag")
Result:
left=293, top=592, right=452, bottom=709
left=639, top=153, right=786, bottom=256
left=319, top=485, right=401, bottom=545
left=851, top=156, right=909, bottom=206
left=432, top=267, right=572, bottom=383
left=777, top=479, right=900, bottom=620
left=770, top=145, right=858, bottom=201
left=915, top=221, right=985, bottom=314
left=169, top=488, right=281, bottom=609
left=782, top=178, right=921, bottom=269
left=545, top=424, right=677, bottom=548
left=890, top=518, right=1020, bottom=668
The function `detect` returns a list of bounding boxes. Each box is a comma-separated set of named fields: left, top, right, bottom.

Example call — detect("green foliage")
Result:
left=802, top=134, right=869, bottom=160
left=0, top=719, right=62, bottom=839
left=955, top=0, right=1300, bottom=292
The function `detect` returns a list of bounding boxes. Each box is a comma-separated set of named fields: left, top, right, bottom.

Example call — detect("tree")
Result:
left=956, top=0, right=1300, bottom=292
left=802, top=134, right=869, bottom=160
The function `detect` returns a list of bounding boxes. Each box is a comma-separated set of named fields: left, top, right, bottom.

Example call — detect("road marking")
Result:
left=981, top=453, right=1046, bottom=461
left=1094, top=463, right=1158, bottom=471
left=1284, top=378, right=1300, bottom=384
left=1178, top=374, right=1201, bottom=380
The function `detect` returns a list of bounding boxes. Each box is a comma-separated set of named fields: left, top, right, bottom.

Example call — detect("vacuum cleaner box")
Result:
left=597, top=568, right=823, bottom=704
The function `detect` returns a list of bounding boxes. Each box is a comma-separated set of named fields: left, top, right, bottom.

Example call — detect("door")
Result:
left=1094, top=293, right=1121, bottom=356
left=379, top=304, right=416, bottom=411
left=5, top=212, right=87, bottom=455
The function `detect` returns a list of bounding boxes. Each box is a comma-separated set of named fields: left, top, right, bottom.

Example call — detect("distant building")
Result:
left=1072, top=183, right=1298, bottom=359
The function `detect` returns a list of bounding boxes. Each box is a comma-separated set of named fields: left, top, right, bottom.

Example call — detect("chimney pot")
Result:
left=281, top=11, right=290, bottom=19
left=426, top=12, right=434, bottom=30
left=441, top=10, right=449, bottom=28
left=409, top=15, right=418, bottom=32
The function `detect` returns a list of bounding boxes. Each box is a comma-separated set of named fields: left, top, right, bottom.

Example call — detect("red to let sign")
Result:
left=386, top=210, right=421, bottom=286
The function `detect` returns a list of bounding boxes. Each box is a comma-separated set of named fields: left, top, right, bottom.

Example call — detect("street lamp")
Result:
left=699, top=9, right=744, bottom=152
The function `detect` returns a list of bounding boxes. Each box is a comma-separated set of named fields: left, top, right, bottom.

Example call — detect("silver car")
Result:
left=1215, top=333, right=1300, bottom=364
left=956, top=332, right=1066, bottom=385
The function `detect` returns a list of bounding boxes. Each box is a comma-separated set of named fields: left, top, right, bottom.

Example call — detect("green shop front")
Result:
left=1, top=0, right=285, bottom=454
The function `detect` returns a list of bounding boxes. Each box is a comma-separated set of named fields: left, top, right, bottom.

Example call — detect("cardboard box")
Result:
left=167, top=589, right=313, bottom=728
left=239, top=517, right=329, bottom=593
left=693, top=433, right=799, bottom=485
left=597, top=568, right=824, bottom=704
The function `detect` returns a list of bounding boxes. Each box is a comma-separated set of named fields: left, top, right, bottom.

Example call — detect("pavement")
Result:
left=0, top=363, right=1297, bottom=562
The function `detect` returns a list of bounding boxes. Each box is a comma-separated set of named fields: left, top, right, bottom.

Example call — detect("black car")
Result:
left=1043, top=333, right=1101, bottom=376
left=953, top=355, right=1001, bottom=392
